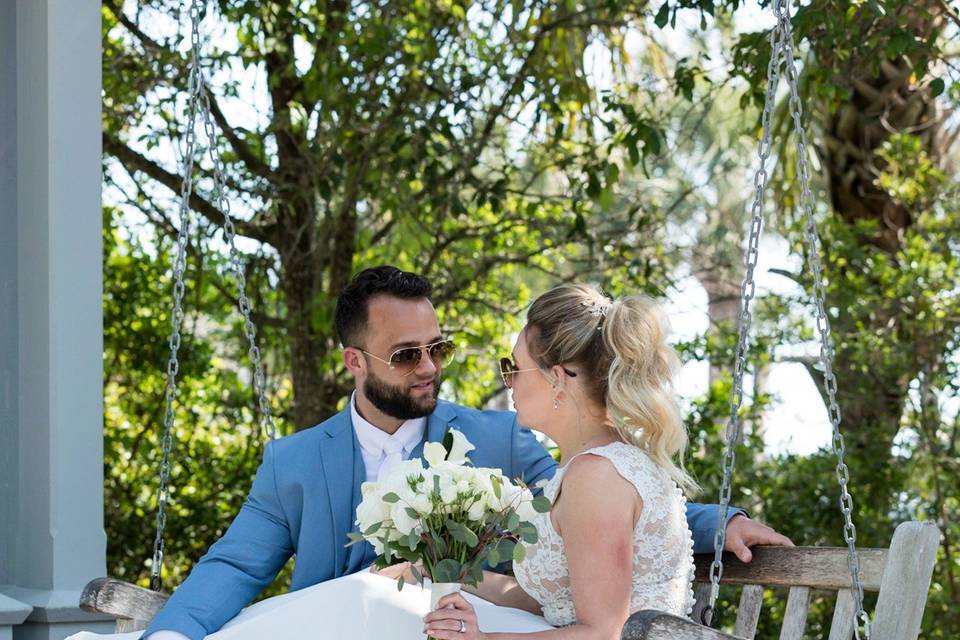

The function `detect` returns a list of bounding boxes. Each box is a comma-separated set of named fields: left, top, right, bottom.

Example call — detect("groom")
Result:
left=144, top=266, right=792, bottom=640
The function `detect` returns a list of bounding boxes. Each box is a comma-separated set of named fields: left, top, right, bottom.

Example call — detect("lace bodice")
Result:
left=513, top=442, right=695, bottom=627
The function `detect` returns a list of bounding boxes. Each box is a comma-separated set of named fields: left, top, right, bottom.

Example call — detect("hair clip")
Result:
left=581, top=298, right=612, bottom=330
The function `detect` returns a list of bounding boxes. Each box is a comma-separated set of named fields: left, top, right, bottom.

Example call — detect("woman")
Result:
left=423, top=284, right=697, bottom=640
left=69, top=284, right=696, bottom=640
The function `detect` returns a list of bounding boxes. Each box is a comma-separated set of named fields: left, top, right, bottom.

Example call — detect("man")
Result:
left=145, top=266, right=791, bottom=640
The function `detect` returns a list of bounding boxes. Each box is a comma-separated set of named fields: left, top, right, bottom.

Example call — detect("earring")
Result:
left=553, top=398, right=559, bottom=410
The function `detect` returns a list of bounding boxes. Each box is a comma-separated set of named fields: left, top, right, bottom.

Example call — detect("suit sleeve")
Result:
left=142, top=442, right=294, bottom=640
left=685, top=502, right=748, bottom=554
left=508, top=414, right=558, bottom=492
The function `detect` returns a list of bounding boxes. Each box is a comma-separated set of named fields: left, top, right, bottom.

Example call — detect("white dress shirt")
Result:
left=146, top=395, right=426, bottom=640
left=350, top=392, right=427, bottom=482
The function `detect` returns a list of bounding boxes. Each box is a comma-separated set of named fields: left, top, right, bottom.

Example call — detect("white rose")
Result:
left=466, top=493, right=491, bottom=521
left=515, top=493, right=538, bottom=523
left=390, top=501, right=422, bottom=537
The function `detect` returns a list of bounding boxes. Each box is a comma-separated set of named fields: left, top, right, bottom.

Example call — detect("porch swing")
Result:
left=81, top=0, right=940, bottom=638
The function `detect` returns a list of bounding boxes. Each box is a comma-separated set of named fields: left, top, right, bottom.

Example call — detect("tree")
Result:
left=102, top=0, right=667, bottom=429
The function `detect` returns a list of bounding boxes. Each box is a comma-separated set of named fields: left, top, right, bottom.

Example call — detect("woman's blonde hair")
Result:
left=525, top=283, right=698, bottom=496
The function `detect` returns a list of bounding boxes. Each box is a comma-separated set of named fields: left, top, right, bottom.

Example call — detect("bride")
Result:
left=71, top=283, right=698, bottom=640
left=419, top=284, right=697, bottom=639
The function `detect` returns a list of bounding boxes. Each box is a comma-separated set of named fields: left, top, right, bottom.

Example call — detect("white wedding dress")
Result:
left=69, top=442, right=693, bottom=640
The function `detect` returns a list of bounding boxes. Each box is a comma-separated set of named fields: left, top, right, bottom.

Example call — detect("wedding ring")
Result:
left=459, top=619, right=466, bottom=633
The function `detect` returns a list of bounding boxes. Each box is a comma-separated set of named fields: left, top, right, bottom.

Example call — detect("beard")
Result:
left=363, top=370, right=440, bottom=420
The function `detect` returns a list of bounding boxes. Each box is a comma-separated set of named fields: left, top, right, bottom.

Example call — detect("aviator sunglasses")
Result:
left=359, top=339, right=456, bottom=376
left=499, top=356, right=577, bottom=388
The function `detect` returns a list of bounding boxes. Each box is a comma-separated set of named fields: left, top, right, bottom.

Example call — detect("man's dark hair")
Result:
left=334, top=265, right=433, bottom=347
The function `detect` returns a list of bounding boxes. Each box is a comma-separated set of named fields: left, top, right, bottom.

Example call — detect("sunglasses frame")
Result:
left=499, top=356, right=578, bottom=388
left=359, top=339, right=456, bottom=376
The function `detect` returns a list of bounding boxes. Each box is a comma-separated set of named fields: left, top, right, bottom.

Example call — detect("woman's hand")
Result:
left=423, top=592, right=486, bottom=640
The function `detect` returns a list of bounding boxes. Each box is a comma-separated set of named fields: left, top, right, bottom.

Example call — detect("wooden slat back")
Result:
left=693, top=546, right=887, bottom=591
left=732, top=584, right=763, bottom=639
left=778, top=586, right=810, bottom=640
left=690, top=584, right=711, bottom=625
left=871, top=521, right=940, bottom=640
left=828, top=589, right=855, bottom=640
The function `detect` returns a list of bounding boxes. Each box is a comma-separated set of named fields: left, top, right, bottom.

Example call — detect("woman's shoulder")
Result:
left=569, top=442, right=673, bottom=493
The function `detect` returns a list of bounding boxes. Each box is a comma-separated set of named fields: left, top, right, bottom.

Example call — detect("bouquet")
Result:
left=347, top=430, right=550, bottom=592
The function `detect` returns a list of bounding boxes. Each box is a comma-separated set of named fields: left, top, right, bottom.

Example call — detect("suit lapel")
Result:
left=410, top=401, right=457, bottom=460
left=317, top=407, right=359, bottom=576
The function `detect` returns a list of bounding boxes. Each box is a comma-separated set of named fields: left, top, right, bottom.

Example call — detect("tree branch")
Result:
left=104, top=132, right=271, bottom=244
left=205, top=87, right=275, bottom=179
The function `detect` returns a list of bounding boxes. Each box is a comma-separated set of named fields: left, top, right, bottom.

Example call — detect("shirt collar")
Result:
left=350, top=392, right=427, bottom=457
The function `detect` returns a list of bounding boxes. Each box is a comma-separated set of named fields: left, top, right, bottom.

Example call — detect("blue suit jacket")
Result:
left=144, top=400, right=739, bottom=640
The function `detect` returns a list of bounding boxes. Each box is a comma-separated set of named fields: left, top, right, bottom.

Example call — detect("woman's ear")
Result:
left=551, top=365, right=569, bottom=389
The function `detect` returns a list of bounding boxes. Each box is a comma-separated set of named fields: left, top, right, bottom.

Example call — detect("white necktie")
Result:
left=378, top=437, right=406, bottom=481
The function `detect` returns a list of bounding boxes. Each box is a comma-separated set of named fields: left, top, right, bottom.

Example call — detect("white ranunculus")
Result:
left=446, top=429, right=476, bottom=465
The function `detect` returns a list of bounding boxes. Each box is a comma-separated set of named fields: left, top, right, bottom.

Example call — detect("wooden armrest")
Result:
left=622, top=610, right=743, bottom=640
left=80, top=577, right=169, bottom=624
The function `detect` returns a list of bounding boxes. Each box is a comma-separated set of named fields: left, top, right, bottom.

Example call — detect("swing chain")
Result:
left=150, top=0, right=277, bottom=592
left=776, top=0, right=870, bottom=635
left=704, top=1, right=869, bottom=636
left=702, top=6, right=784, bottom=627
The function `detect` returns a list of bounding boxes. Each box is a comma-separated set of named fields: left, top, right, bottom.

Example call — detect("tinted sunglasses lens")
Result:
left=499, top=357, right=514, bottom=388
left=390, top=347, right=422, bottom=373
left=429, top=340, right=456, bottom=366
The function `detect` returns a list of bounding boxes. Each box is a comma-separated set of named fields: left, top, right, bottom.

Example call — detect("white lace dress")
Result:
left=514, top=442, right=695, bottom=627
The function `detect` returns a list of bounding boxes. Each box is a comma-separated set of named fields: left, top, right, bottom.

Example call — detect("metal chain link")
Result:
left=775, top=0, right=870, bottom=635
left=704, top=0, right=870, bottom=636
left=150, top=0, right=276, bottom=592
left=702, top=11, right=785, bottom=627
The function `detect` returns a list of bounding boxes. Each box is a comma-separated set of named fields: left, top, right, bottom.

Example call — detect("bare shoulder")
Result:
left=560, top=452, right=637, bottom=504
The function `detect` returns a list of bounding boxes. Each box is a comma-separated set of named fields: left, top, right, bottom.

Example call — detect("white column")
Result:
left=0, top=0, right=114, bottom=638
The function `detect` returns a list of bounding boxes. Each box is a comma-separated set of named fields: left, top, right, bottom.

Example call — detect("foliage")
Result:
left=100, top=0, right=960, bottom=636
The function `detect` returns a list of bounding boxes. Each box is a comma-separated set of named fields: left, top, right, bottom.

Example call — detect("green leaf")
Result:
left=532, top=495, right=552, bottom=513
left=442, top=429, right=454, bottom=454
left=446, top=519, right=480, bottom=547
left=654, top=3, right=670, bottom=28
left=431, top=558, right=462, bottom=583
left=490, top=474, right=502, bottom=500
left=513, top=542, right=526, bottom=563
left=519, top=523, right=538, bottom=544
left=382, top=492, right=401, bottom=504
left=410, top=564, right=423, bottom=584
left=930, top=78, right=945, bottom=98
left=363, top=522, right=382, bottom=535
left=398, top=576, right=405, bottom=591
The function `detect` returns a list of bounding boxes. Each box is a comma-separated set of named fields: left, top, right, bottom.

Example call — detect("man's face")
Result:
left=351, top=295, right=444, bottom=420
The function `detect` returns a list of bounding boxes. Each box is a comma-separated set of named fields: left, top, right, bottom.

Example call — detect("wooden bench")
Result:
left=81, top=521, right=940, bottom=638
left=623, top=521, right=940, bottom=640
